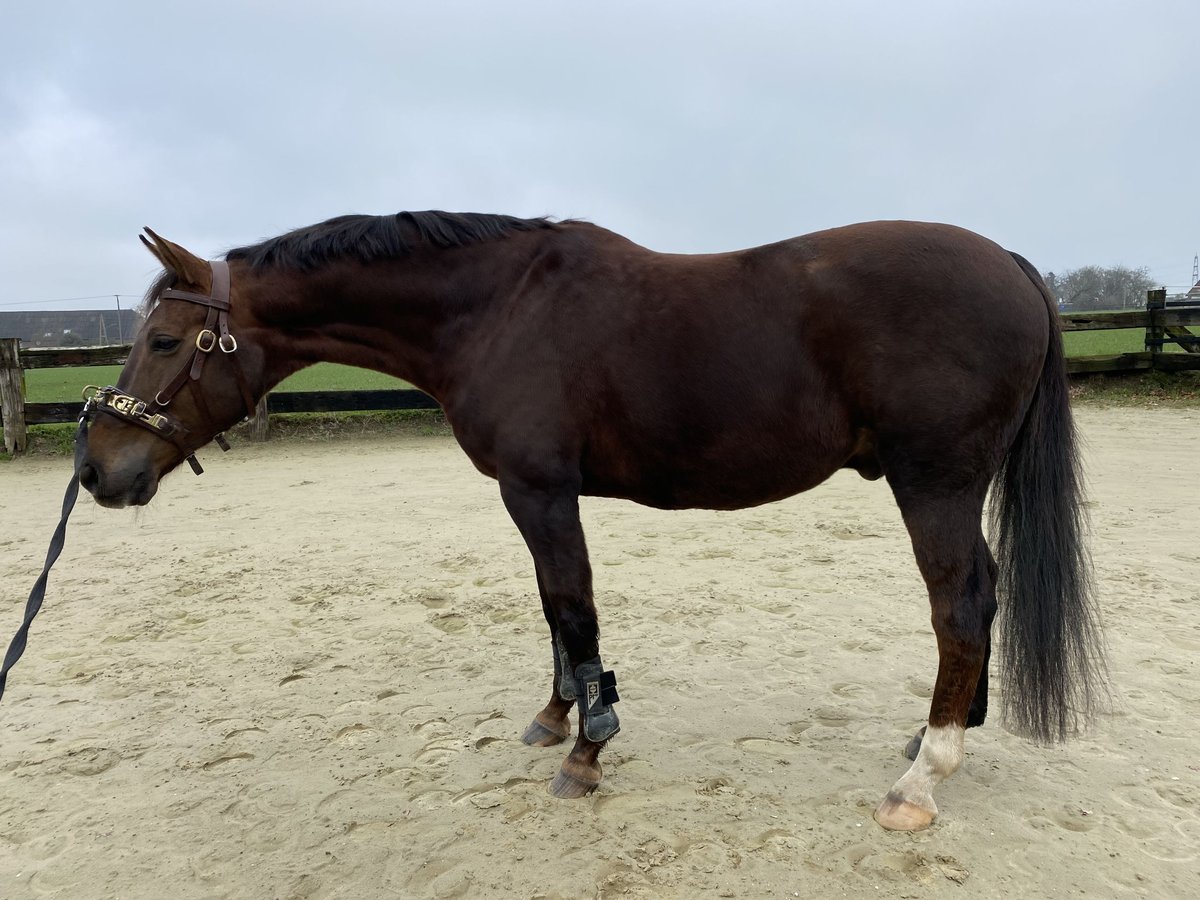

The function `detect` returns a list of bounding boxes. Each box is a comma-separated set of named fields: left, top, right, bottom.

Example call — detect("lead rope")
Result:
left=0, top=413, right=89, bottom=704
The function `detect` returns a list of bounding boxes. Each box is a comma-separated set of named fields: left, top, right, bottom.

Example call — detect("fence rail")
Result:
left=1056, top=308, right=1200, bottom=331
left=3, top=294, right=1199, bottom=454
left=0, top=339, right=442, bottom=454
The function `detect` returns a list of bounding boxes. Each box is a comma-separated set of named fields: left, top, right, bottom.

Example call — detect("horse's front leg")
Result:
left=519, top=576, right=575, bottom=747
left=500, top=474, right=620, bottom=798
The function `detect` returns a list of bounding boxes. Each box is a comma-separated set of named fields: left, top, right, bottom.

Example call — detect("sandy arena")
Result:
left=1, top=406, right=1197, bottom=898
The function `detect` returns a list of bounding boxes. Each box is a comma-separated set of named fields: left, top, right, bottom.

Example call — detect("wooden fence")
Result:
left=0, top=342, right=437, bottom=455
left=3, top=292, right=1199, bottom=454
left=1057, top=289, right=1200, bottom=373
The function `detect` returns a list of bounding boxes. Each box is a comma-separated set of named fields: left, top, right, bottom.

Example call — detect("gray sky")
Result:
left=2, top=0, right=1197, bottom=312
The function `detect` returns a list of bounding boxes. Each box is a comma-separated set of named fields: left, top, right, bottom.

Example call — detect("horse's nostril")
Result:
left=79, top=462, right=99, bottom=492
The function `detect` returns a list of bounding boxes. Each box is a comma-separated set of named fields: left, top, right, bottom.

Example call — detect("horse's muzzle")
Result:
left=79, top=458, right=158, bottom=508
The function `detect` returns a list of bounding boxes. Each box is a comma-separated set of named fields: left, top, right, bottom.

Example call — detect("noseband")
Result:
left=84, top=260, right=258, bottom=475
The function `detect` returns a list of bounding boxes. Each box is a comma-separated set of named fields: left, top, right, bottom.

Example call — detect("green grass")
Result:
left=275, top=364, right=409, bottom=392
left=24, top=362, right=408, bottom=403
left=25, top=365, right=124, bottom=403
left=1061, top=329, right=1145, bottom=357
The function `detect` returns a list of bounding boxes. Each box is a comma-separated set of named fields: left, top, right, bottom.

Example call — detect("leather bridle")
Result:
left=83, top=260, right=258, bottom=475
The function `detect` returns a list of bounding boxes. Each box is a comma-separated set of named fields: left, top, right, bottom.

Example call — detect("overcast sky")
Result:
left=2, top=0, right=1197, bottom=312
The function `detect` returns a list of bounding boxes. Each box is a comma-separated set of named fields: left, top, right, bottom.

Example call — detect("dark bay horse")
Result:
left=78, top=212, right=1105, bottom=831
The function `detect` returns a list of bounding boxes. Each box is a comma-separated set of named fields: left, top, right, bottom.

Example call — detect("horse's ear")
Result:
left=140, top=227, right=211, bottom=287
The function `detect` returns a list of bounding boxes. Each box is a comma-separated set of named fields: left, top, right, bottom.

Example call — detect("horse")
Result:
left=77, top=211, right=1105, bottom=831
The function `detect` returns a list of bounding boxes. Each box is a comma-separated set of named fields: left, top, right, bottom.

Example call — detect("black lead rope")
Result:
left=0, top=415, right=88, bottom=705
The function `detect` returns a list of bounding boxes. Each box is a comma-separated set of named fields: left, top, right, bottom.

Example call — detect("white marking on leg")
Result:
left=887, top=723, right=965, bottom=813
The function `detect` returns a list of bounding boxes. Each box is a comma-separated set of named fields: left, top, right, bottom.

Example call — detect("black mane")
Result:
left=139, top=268, right=177, bottom=317
left=225, top=210, right=558, bottom=271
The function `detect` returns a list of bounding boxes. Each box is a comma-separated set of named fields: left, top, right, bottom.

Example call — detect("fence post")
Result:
left=246, top=395, right=270, bottom=441
left=0, top=338, right=27, bottom=455
left=1145, top=288, right=1167, bottom=369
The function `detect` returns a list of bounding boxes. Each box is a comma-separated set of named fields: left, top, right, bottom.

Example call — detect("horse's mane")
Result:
left=139, top=269, right=177, bottom=317
left=224, top=210, right=559, bottom=272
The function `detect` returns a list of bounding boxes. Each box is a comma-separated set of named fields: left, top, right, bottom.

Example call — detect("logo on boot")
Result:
left=587, top=680, right=600, bottom=709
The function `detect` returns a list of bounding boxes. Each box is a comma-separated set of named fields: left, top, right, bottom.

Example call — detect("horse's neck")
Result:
left=246, top=244, right=533, bottom=400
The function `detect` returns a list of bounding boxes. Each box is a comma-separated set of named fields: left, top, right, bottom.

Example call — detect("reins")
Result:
left=1, top=260, right=253, bottom=705
left=0, top=413, right=89, bottom=704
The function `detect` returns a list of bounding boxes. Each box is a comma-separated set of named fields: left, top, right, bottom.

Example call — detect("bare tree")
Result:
left=1045, top=265, right=1156, bottom=311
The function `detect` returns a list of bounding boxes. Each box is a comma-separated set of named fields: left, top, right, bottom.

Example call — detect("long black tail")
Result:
left=990, top=253, right=1107, bottom=744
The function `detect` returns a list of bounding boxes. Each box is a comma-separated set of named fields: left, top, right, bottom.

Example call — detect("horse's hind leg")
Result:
left=904, top=642, right=993, bottom=760
left=875, top=480, right=997, bottom=831
left=500, top=471, right=619, bottom=799
left=519, top=571, right=575, bottom=747
left=906, top=582, right=995, bottom=762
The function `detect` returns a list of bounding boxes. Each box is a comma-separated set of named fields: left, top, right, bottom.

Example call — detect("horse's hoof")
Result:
left=548, top=759, right=602, bottom=799
left=520, top=713, right=570, bottom=747
left=874, top=791, right=936, bottom=831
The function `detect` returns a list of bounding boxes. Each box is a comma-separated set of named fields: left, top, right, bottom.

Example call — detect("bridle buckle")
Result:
left=196, top=329, right=218, bottom=353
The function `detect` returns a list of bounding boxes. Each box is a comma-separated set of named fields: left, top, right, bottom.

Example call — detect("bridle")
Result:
left=83, top=260, right=258, bottom=475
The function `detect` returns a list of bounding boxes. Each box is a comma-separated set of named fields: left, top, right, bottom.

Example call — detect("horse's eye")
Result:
left=150, top=335, right=182, bottom=353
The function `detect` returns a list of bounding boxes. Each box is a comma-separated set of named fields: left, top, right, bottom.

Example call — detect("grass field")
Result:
left=1061, top=328, right=1147, bottom=357
left=24, top=363, right=408, bottom=404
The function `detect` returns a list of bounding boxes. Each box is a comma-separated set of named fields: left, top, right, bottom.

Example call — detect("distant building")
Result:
left=0, top=309, right=142, bottom=348
left=1166, top=280, right=1200, bottom=307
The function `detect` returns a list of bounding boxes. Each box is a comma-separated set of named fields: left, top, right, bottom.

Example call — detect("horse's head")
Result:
left=79, top=230, right=263, bottom=508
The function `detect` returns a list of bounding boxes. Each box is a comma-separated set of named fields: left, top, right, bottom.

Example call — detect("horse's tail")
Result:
left=990, top=252, right=1107, bottom=744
